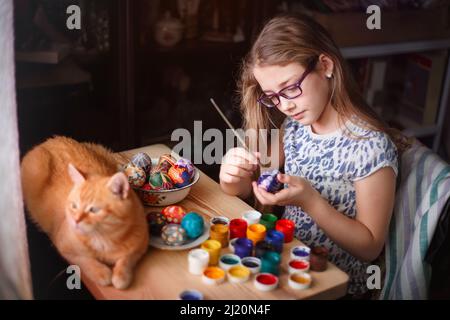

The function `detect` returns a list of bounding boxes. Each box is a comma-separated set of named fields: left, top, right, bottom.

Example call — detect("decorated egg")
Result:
left=123, top=163, right=146, bottom=188
left=175, top=158, right=195, bottom=179
left=161, top=224, right=187, bottom=246
left=146, top=211, right=167, bottom=236
left=148, top=170, right=173, bottom=190
left=162, top=205, right=187, bottom=224
left=181, top=212, right=204, bottom=239
left=168, top=166, right=191, bottom=188
left=130, top=152, right=152, bottom=174
left=156, top=154, right=176, bottom=173
left=257, top=169, right=282, bottom=193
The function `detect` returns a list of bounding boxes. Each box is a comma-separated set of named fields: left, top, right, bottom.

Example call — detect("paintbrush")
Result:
left=209, top=98, right=262, bottom=176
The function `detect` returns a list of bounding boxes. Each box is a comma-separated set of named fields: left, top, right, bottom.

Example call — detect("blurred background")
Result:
left=13, top=0, right=450, bottom=299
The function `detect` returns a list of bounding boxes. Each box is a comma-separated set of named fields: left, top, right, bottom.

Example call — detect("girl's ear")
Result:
left=318, top=54, right=334, bottom=79
left=107, top=172, right=130, bottom=199
left=68, top=163, right=85, bottom=186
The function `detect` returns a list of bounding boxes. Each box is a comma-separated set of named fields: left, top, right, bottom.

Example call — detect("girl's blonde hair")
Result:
left=238, top=13, right=411, bottom=154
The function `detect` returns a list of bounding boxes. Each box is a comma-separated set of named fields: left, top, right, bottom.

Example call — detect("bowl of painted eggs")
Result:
left=123, top=152, right=200, bottom=206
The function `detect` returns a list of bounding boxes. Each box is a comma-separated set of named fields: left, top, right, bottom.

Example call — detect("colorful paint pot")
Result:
left=265, top=229, right=284, bottom=253
left=275, top=219, right=295, bottom=243
left=290, top=245, right=311, bottom=261
left=241, top=257, right=261, bottom=274
left=201, top=240, right=222, bottom=265
left=255, top=240, right=272, bottom=258
left=260, top=251, right=281, bottom=276
left=179, top=289, right=203, bottom=300
left=210, top=224, right=229, bottom=248
left=254, top=273, right=278, bottom=291
left=188, top=248, right=209, bottom=275
left=242, top=210, right=262, bottom=225
left=202, top=266, right=226, bottom=285
left=228, top=265, right=250, bottom=283
left=247, top=223, right=266, bottom=245
left=259, top=213, right=278, bottom=230
left=288, top=271, right=312, bottom=290
left=288, top=259, right=310, bottom=274
left=233, top=238, right=253, bottom=258
left=229, top=219, right=248, bottom=239
left=219, top=254, right=241, bottom=271
left=310, top=246, right=329, bottom=272
left=210, top=216, right=230, bottom=226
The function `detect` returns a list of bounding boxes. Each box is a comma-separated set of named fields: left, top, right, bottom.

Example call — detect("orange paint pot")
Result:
left=202, top=266, right=226, bottom=285
left=288, top=271, right=312, bottom=290
left=210, top=224, right=229, bottom=248
left=228, top=265, right=250, bottom=283
left=246, top=223, right=267, bottom=245
left=201, top=239, right=222, bottom=266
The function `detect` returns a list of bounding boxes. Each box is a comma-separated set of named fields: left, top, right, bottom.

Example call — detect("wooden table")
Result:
left=83, top=144, right=349, bottom=300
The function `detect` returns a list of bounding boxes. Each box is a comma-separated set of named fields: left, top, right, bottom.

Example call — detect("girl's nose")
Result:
left=278, top=96, right=295, bottom=113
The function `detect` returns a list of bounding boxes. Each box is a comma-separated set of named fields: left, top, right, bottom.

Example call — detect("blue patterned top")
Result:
left=282, top=116, right=398, bottom=295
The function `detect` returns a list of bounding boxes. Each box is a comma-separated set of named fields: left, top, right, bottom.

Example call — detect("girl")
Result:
left=219, top=13, right=409, bottom=297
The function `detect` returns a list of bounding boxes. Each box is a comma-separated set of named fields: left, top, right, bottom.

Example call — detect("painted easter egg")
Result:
left=130, top=152, right=152, bottom=175
left=175, top=158, right=195, bottom=179
left=148, top=170, right=173, bottom=190
left=181, top=212, right=204, bottom=239
left=162, top=205, right=187, bottom=224
left=161, top=224, right=187, bottom=246
left=146, top=211, right=167, bottom=236
left=123, top=163, right=146, bottom=188
left=156, top=154, right=176, bottom=173
left=257, top=169, right=282, bottom=193
left=168, top=166, right=191, bottom=188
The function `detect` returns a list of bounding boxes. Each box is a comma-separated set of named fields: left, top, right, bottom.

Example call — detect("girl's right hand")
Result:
left=219, top=147, right=259, bottom=184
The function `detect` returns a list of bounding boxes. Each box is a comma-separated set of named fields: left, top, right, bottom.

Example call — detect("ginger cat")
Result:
left=21, top=136, right=149, bottom=290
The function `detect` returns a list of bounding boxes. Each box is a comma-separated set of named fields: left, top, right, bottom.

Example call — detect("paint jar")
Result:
left=259, top=213, right=278, bottom=231
left=210, top=216, right=230, bottom=226
left=202, top=266, right=226, bottom=285
left=288, top=271, right=312, bottom=290
left=234, top=238, right=253, bottom=258
left=210, top=224, right=229, bottom=248
left=310, top=246, right=329, bottom=272
left=228, top=265, right=250, bottom=283
left=218, top=254, right=241, bottom=271
left=254, top=273, right=278, bottom=291
left=265, top=229, right=284, bottom=253
left=241, top=257, right=261, bottom=274
left=290, top=245, right=311, bottom=261
left=188, top=248, right=209, bottom=275
left=201, top=239, right=222, bottom=266
left=179, top=289, right=203, bottom=300
left=246, top=223, right=266, bottom=245
left=288, top=259, right=310, bottom=274
left=275, top=219, right=295, bottom=243
left=229, top=218, right=248, bottom=239
left=228, top=238, right=238, bottom=253
left=260, top=251, right=281, bottom=276
left=255, top=240, right=272, bottom=258
left=242, top=210, right=262, bottom=225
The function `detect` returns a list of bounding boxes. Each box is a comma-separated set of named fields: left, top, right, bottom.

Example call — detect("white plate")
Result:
left=149, top=223, right=210, bottom=251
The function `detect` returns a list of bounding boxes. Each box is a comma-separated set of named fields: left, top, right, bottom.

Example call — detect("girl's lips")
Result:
left=292, top=111, right=305, bottom=120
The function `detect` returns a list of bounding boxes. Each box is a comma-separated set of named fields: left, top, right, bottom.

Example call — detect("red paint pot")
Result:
left=275, top=219, right=295, bottom=243
left=229, top=218, right=248, bottom=239
left=254, top=273, right=279, bottom=291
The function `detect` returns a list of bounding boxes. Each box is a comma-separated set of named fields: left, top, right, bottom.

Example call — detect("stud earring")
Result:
left=326, top=73, right=333, bottom=79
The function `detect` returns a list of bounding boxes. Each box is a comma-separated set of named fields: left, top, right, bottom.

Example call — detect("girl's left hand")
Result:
left=252, top=173, right=318, bottom=207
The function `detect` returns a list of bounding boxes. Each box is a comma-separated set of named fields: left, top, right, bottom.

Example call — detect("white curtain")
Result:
left=0, top=0, right=33, bottom=299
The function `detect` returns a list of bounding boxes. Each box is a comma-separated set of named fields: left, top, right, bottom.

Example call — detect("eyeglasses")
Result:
left=257, top=56, right=318, bottom=108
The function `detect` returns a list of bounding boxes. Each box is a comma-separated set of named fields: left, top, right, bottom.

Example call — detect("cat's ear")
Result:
left=107, top=172, right=129, bottom=199
left=68, top=163, right=86, bottom=186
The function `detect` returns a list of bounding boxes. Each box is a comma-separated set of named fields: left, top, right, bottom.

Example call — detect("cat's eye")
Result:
left=89, top=206, right=100, bottom=213
left=71, top=202, right=77, bottom=209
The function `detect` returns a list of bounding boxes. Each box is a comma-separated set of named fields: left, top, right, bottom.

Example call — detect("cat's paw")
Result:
left=112, top=271, right=132, bottom=290
left=93, top=266, right=112, bottom=287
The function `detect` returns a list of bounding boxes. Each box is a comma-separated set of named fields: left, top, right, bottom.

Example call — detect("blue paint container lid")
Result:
left=179, top=289, right=204, bottom=300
